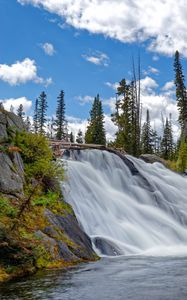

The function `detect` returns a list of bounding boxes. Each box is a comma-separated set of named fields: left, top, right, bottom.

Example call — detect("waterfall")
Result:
left=63, top=149, right=187, bottom=257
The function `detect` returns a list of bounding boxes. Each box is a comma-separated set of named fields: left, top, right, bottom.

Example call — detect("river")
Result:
left=1, top=256, right=187, bottom=300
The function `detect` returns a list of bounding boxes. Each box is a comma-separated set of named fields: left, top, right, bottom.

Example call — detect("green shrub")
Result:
left=32, top=191, right=59, bottom=207
left=15, top=131, right=64, bottom=183
left=0, top=197, right=18, bottom=218
left=177, top=139, right=187, bottom=172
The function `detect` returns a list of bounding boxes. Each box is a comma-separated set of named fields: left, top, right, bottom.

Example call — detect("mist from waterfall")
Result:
left=63, top=150, right=187, bottom=257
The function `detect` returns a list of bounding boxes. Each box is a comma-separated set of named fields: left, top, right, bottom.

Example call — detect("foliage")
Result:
left=161, top=117, right=174, bottom=160
left=15, top=131, right=64, bottom=183
left=174, top=50, right=187, bottom=134
left=76, top=129, right=83, bottom=144
left=85, top=94, right=106, bottom=145
left=55, top=90, right=67, bottom=140
left=111, top=79, right=140, bottom=155
left=38, top=91, right=48, bottom=134
left=177, top=139, right=187, bottom=172
left=141, top=109, right=153, bottom=154
left=17, top=104, right=25, bottom=119
left=33, top=98, right=39, bottom=134
left=70, top=132, right=74, bottom=143
left=0, top=196, right=18, bottom=218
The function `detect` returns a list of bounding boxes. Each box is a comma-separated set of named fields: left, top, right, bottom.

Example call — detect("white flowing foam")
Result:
left=63, top=150, right=187, bottom=257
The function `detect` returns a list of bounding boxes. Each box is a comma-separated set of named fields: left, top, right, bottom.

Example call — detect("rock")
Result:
left=35, top=230, right=77, bottom=262
left=42, top=208, right=96, bottom=261
left=11, top=152, right=25, bottom=181
left=0, top=111, right=25, bottom=196
left=6, top=112, right=24, bottom=132
left=0, top=152, right=24, bottom=196
left=0, top=123, right=8, bottom=143
left=140, top=154, right=168, bottom=167
left=0, top=112, right=7, bottom=125
left=93, top=237, right=123, bottom=256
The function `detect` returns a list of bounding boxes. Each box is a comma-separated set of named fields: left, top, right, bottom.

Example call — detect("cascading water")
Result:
left=63, top=149, right=187, bottom=257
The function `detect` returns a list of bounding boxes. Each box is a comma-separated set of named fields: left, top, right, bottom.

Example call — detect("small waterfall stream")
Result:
left=63, top=150, right=187, bottom=257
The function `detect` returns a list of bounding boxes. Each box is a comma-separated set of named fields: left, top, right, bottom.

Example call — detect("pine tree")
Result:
left=55, top=90, right=66, bottom=140
left=70, top=132, right=74, bottom=143
left=50, top=117, right=55, bottom=139
left=25, top=116, right=31, bottom=132
left=152, top=130, right=161, bottom=154
left=174, top=50, right=187, bottom=137
left=17, top=104, right=25, bottom=119
left=33, top=98, right=39, bottom=134
left=111, top=79, right=140, bottom=155
left=141, top=109, right=153, bottom=154
left=85, top=94, right=106, bottom=145
left=76, top=129, right=83, bottom=144
left=38, top=92, right=48, bottom=134
left=161, top=118, right=174, bottom=160
left=111, top=79, right=131, bottom=150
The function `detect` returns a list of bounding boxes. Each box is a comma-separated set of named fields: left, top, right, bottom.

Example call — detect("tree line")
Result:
left=1, top=50, right=187, bottom=171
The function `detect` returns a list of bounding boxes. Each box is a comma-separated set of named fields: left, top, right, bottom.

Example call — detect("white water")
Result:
left=63, top=150, right=187, bottom=257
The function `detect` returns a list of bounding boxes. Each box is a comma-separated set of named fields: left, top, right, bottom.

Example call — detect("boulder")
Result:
left=140, top=154, right=168, bottom=167
left=0, top=123, right=8, bottom=143
left=0, top=110, right=25, bottom=196
left=41, top=208, right=96, bottom=261
left=0, top=152, right=24, bottom=196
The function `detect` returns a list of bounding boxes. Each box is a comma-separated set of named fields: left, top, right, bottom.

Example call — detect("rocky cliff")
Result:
left=0, top=109, right=97, bottom=282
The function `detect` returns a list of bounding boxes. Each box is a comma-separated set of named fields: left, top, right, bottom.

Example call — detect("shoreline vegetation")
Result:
left=0, top=110, right=98, bottom=283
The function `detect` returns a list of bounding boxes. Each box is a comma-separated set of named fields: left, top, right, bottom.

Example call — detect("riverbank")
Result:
left=0, top=109, right=98, bottom=283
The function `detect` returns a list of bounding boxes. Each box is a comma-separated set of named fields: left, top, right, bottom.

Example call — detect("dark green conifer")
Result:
left=85, top=94, right=106, bottom=145
left=38, top=91, right=48, bottom=134
left=56, top=90, right=66, bottom=140
left=70, top=132, right=74, bottom=143
left=76, top=129, right=83, bottom=144
left=33, top=98, right=39, bottom=134
left=17, top=104, right=25, bottom=119
left=141, top=109, right=153, bottom=154
left=174, top=50, right=187, bottom=137
left=161, top=117, right=174, bottom=160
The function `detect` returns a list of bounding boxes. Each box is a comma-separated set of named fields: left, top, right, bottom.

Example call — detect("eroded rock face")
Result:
left=0, top=152, right=24, bottom=196
left=39, top=209, right=96, bottom=262
left=0, top=110, right=25, bottom=196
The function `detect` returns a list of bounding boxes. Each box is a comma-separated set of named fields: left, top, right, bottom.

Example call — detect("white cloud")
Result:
left=41, top=42, right=56, bottom=56
left=152, top=55, right=160, bottom=61
left=83, top=51, right=110, bottom=66
left=75, top=95, right=94, bottom=105
left=162, top=81, right=175, bottom=91
left=0, top=97, right=32, bottom=113
left=143, top=66, right=160, bottom=76
left=104, top=114, right=118, bottom=141
left=18, top=0, right=187, bottom=57
left=140, top=78, right=179, bottom=140
left=0, top=58, right=52, bottom=86
left=105, top=82, right=119, bottom=91
left=140, top=76, right=158, bottom=94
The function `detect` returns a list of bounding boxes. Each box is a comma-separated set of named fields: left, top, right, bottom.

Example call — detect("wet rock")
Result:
left=140, top=154, right=168, bottom=167
left=42, top=208, right=96, bottom=261
left=93, top=237, right=123, bottom=256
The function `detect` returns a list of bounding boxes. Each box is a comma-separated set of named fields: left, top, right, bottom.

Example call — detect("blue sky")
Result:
left=0, top=0, right=187, bottom=139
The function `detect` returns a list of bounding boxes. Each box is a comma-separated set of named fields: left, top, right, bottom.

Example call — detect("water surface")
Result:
left=1, top=256, right=187, bottom=300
